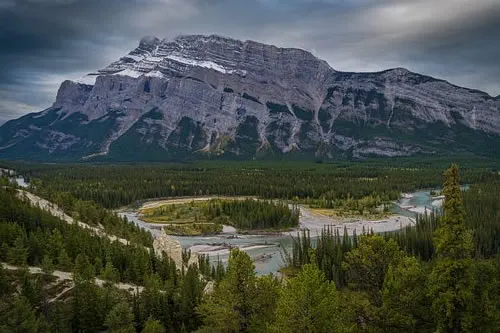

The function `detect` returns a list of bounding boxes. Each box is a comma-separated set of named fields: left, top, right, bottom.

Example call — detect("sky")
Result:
left=1, top=0, right=499, bottom=124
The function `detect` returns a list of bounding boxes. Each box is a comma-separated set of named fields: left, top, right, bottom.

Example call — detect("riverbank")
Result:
left=118, top=194, right=418, bottom=275
left=129, top=196, right=415, bottom=238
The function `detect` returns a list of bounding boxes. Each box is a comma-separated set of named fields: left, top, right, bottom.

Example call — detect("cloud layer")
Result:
left=1, top=0, right=499, bottom=124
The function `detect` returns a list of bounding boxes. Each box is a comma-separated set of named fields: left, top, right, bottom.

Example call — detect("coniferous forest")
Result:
left=0, top=159, right=499, bottom=332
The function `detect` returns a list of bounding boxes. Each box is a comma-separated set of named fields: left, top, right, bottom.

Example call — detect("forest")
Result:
left=0, top=160, right=499, bottom=332
left=140, top=199, right=299, bottom=235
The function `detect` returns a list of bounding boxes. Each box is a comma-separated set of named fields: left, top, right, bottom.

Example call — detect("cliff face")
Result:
left=1, top=34, right=499, bottom=161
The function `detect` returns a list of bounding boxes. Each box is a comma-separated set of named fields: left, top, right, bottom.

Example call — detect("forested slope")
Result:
left=1, top=163, right=499, bottom=332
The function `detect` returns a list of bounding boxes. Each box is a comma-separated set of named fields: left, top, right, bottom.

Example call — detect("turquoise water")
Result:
left=122, top=188, right=444, bottom=275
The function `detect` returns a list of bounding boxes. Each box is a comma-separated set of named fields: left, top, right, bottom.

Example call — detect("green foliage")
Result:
left=1, top=162, right=500, bottom=333
left=381, top=256, right=432, bottom=332
left=105, top=302, right=136, bottom=333
left=177, top=264, right=204, bottom=331
left=343, top=235, right=404, bottom=305
left=74, top=254, right=95, bottom=283
left=41, top=256, right=54, bottom=275
left=0, top=296, right=47, bottom=333
left=198, top=249, right=279, bottom=333
left=57, top=249, right=72, bottom=271
left=429, top=164, right=475, bottom=333
left=270, top=259, right=340, bottom=333
left=102, top=255, right=120, bottom=283
left=0, top=265, right=8, bottom=298
left=204, top=199, right=299, bottom=230
left=71, top=281, right=106, bottom=332
left=142, top=317, right=166, bottom=333
left=12, top=160, right=497, bottom=210
left=8, top=236, right=28, bottom=266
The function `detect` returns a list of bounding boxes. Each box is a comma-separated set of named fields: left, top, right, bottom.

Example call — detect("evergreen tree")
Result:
left=47, top=229, right=64, bottom=262
left=381, top=256, right=432, bottom=332
left=178, top=264, right=203, bottom=331
left=142, top=317, right=166, bottom=333
left=94, top=256, right=103, bottom=276
left=466, top=260, right=500, bottom=332
left=270, top=257, right=339, bottom=333
left=105, top=302, right=136, bottom=333
left=8, top=236, right=28, bottom=266
left=20, top=273, right=43, bottom=308
left=250, top=275, right=280, bottom=331
left=72, top=281, right=104, bottom=332
left=198, top=249, right=264, bottom=333
left=57, top=249, right=72, bottom=271
left=41, top=256, right=54, bottom=275
left=101, top=255, right=120, bottom=283
left=0, top=296, right=44, bottom=333
left=343, top=234, right=404, bottom=305
left=73, top=254, right=94, bottom=283
left=0, top=264, right=8, bottom=298
left=429, top=164, right=474, bottom=333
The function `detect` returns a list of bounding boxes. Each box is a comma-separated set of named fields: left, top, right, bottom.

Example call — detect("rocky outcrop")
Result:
left=203, top=281, right=215, bottom=295
left=153, top=229, right=183, bottom=268
left=0, top=34, right=499, bottom=160
left=153, top=228, right=201, bottom=270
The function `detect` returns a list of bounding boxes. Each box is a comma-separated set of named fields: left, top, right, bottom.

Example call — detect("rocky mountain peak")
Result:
left=0, top=34, right=499, bottom=161
left=139, top=36, right=161, bottom=48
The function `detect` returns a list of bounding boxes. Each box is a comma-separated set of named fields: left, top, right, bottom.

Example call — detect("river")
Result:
left=6, top=170, right=443, bottom=275
left=119, top=190, right=441, bottom=275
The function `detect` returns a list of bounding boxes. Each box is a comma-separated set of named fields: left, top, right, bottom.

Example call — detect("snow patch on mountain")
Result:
left=166, top=55, right=232, bottom=74
left=1, top=34, right=499, bottom=161
left=113, top=69, right=143, bottom=78
left=76, top=74, right=98, bottom=86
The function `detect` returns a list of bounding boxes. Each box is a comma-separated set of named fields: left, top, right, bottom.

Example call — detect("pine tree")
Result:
left=105, top=302, right=136, bottom=333
left=270, top=255, right=339, bottom=333
left=57, top=249, right=72, bottom=271
left=47, top=229, right=64, bottom=262
left=0, top=296, right=43, bottom=333
left=343, top=234, right=404, bottom=306
left=429, top=164, right=474, bottom=333
left=41, top=256, right=54, bottom=275
left=101, top=255, right=120, bottom=283
left=72, top=281, right=104, bottom=332
left=198, top=249, right=261, bottom=333
left=178, top=264, right=203, bottom=331
left=381, top=256, right=432, bottom=332
left=142, top=317, right=166, bottom=333
left=0, top=264, right=8, bottom=297
left=8, top=236, right=28, bottom=266
left=73, top=254, right=94, bottom=283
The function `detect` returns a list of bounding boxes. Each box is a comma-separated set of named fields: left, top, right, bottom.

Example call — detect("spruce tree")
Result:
left=142, top=317, right=166, bottom=333
left=41, top=256, right=54, bottom=276
left=198, top=249, right=265, bottom=333
left=57, top=249, right=72, bottom=271
left=429, top=164, right=474, bottom=333
left=104, top=302, right=136, bottom=333
left=8, top=236, right=28, bottom=266
left=0, top=296, right=44, bottom=333
left=270, top=256, right=339, bottom=333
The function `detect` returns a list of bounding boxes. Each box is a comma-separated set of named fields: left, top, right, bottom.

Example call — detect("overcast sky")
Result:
left=1, top=0, right=499, bottom=124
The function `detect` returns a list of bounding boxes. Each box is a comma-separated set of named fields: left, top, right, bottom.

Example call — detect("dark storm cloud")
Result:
left=1, top=0, right=499, bottom=124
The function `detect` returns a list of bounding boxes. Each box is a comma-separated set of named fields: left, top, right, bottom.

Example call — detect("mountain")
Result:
left=1, top=34, right=499, bottom=161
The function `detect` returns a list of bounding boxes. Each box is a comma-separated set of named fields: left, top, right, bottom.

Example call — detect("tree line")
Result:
left=0, top=182, right=226, bottom=332
left=1, top=163, right=499, bottom=332
left=203, top=199, right=299, bottom=230
left=8, top=160, right=497, bottom=209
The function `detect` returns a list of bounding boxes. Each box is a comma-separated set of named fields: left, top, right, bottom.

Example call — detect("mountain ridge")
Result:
left=1, top=34, right=499, bottom=161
